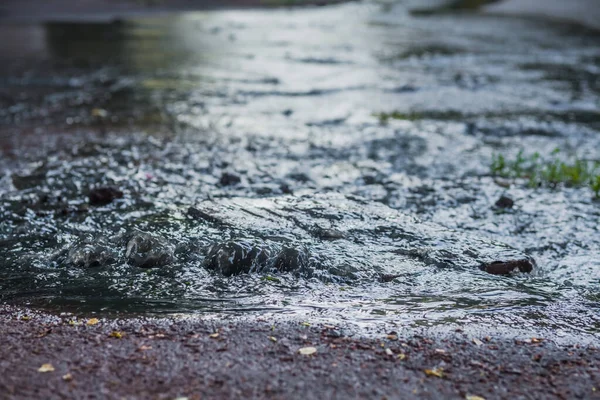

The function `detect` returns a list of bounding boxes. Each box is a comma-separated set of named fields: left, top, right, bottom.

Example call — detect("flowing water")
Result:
left=0, top=2, right=599, bottom=340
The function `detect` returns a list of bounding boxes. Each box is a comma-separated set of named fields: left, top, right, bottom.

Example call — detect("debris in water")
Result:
left=495, top=195, right=514, bottom=209
left=88, top=186, right=123, bottom=206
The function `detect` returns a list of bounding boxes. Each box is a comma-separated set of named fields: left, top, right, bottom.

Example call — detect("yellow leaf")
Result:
left=38, top=363, right=55, bottom=373
left=466, top=396, right=485, bottom=400
left=62, top=373, right=73, bottom=381
left=86, top=318, right=99, bottom=326
left=387, top=334, right=398, bottom=341
left=397, top=353, right=406, bottom=360
left=209, top=333, right=219, bottom=338
left=269, top=336, right=277, bottom=342
left=424, top=368, right=444, bottom=378
left=109, top=331, right=123, bottom=339
left=298, top=346, right=317, bottom=355
left=301, top=322, right=310, bottom=327
left=91, top=108, right=108, bottom=118
left=21, top=315, right=31, bottom=321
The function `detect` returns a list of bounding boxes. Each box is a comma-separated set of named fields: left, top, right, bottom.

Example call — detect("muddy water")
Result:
left=0, top=3, right=599, bottom=340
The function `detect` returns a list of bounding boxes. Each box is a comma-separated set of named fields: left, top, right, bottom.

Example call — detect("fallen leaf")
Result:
left=385, top=348, right=394, bottom=356
left=38, top=363, right=55, bottom=373
left=21, top=315, right=31, bottom=321
left=387, top=334, right=398, bottom=341
left=91, top=108, right=108, bottom=118
left=298, top=346, right=317, bottom=355
left=323, top=325, right=335, bottom=329
left=109, top=331, right=123, bottom=339
left=531, top=337, right=543, bottom=344
left=209, top=333, right=219, bottom=338
left=466, top=395, right=485, bottom=400
left=269, top=336, right=277, bottom=342
left=472, top=338, right=483, bottom=346
left=62, top=373, right=73, bottom=381
left=435, top=349, right=446, bottom=354
left=138, top=345, right=152, bottom=351
left=397, top=353, right=406, bottom=360
left=86, top=318, right=99, bottom=326
left=424, top=368, right=444, bottom=378
left=301, top=322, right=310, bottom=327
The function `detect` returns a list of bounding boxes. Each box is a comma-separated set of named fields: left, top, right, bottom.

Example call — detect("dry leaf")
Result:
left=298, top=346, right=317, bottom=355
left=385, top=348, right=394, bottom=356
left=86, top=318, right=99, bottom=326
left=62, top=373, right=73, bottom=381
left=268, top=336, right=277, bottom=342
left=109, top=331, right=123, bottom=339
left=91, top=108, right=108, bottom=118
left=424, top=368, right=444, bottom=378
left=209, top=333, right=219, bottom=338
left=301, top=322, right=310, bottom=327
left=38, top=363, right=55, bottom=373
left=466, top=395, right=485, bottom=400
left=472, top=338, right=483, bottom=346
left=387, top=334, right=398, bottom=341
left=21, top=315, right=31, bottom=321
left=435, top=349, right=446, bottom=354
left=397, top=353, right=406, bottom=360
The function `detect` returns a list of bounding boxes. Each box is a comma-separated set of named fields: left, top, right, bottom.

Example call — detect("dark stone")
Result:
left=89, top=186, right=123, bottom=206
left=379, top=274, right=401, bottom=283
left=280, top=183, right=293, bottom=195
left=68, top=240, right=116, bottom=268
left=481, top=259, right=534, bottom=275
left=312, top=226, right=345, bottom=241
left=495, top=195, right=514, bottom=209
left=204, top=241, right=271, bottom=276
left=219, top=172, right=241, bottom=186
left=274, top=247, right=309, bottom=274
left=126, top=232, right=175, bottom=268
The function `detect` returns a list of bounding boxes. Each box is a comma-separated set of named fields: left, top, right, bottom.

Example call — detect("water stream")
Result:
left=1, top=2, right=599, bottom=340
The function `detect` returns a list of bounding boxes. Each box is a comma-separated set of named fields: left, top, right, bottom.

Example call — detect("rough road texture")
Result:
left=1, top=307, right=598, bottom=400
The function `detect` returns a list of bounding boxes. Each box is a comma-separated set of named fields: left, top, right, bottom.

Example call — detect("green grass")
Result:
left=490, top=149, right=600, bottom=198
left=374, top=110, right=464, bottom=124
